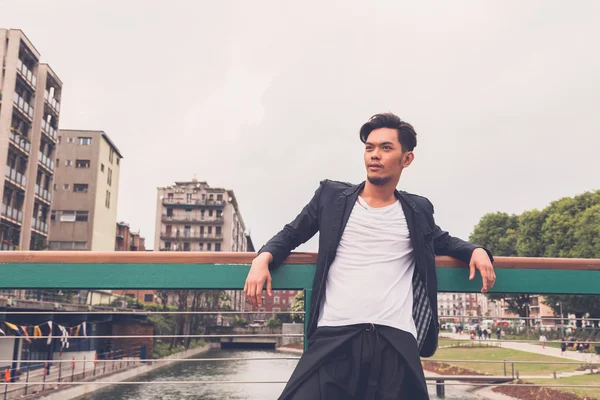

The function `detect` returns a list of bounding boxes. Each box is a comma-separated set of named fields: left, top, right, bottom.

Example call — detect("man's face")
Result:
left=363, top=127, right=413, bottom=186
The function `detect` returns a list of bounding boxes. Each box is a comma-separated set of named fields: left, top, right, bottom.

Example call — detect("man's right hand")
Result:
left=243, top=252, right=273, bottom=307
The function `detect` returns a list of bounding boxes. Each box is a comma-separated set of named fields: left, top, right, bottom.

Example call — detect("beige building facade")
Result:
left=49, top=130, right=122, bottom=251
left=154, top=179, right=248, bottom=253
left=0, top=29, right=62, bottom=250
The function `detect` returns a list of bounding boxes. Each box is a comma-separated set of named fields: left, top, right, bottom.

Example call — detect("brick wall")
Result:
left=112, top=321, right=154, bottom=359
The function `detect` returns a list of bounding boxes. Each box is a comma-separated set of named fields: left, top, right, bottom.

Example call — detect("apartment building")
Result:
left=49, top=130, right=122, bottom=251
left=154, top=179, right=249, bottom=252
left=0, top=29, right=62, bottom=250
left=437, top=292, right=481, bottom=319
left=115, top=221, right=146, bottom=251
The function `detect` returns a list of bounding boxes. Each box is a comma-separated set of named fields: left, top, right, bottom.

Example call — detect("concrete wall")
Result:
left=281, top=323, right=304, bottom=347
left=91, top=135, right=120, bottom=251
left=0, top=337, right=16, bottom=369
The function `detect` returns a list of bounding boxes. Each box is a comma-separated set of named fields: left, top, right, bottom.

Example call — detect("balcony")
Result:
left=163, top=198, right=225, bottom=207
left=5, top=165, right=27, bottom=188
left=34, top=184, right=52, bottom=204
left=32, top=217, right=49, bottom=234
left=38, top=151, right=55, bottom=171
left=16, top=59, right=36, bottom=89
left=8, top=128, right=31, bottom=154
left=1, top=203, right=23, bottom=224
left=41, top=120, right=58, bottom=142
left=161, top=214, right=224, bottom=224
left=12, top=92, right=34, bottom=120
left=160, top=231, right=224, bottom=241
left=44, top=90, right=61, bottom=114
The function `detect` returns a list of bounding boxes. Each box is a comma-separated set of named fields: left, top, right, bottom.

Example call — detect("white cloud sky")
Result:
left=2, top=0, right=599, bottom=251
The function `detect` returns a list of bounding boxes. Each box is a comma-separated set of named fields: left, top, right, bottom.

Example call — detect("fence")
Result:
left=0, top=252, right=599, bottom=399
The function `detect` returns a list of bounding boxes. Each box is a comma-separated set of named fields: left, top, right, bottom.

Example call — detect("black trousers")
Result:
left=278, top=324, right=429, bottom=400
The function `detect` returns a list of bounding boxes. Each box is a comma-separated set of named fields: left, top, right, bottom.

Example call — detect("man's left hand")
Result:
left=469, top=248, right=496, bottom=293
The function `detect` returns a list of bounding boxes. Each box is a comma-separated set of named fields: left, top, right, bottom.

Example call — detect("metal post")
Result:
left=303, top=289, right=312, bottom=352
left=42, top=363, right=47, bottom=390
left=83, top=356, right=86, bottom=378
left=24, top=367, right=29, bottom=395
left=436, top=380, right=445, bottom=398
left=93, top=360, right=97, bottom=377
left=58, top=362, right=62, bottom=383
left=511, top=363, right=514, bottom=379
left=103, top=360, right=106, bottom=374
left=3, top=383, right=6, bottom=400
left=503, top=360, right=507, bottom=376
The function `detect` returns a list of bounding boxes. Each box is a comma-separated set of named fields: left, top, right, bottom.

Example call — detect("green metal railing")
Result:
left=1, top=252, right=599, bottom=347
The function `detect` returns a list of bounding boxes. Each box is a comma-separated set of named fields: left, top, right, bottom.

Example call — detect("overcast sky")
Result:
left=2, top=0, right=599, bottom=251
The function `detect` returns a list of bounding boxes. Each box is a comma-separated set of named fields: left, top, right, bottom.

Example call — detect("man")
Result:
left=244, top=113, right=495, bottom=399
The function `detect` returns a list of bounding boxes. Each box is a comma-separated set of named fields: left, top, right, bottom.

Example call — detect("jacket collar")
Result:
left=342, top=181, right=417, bottom=212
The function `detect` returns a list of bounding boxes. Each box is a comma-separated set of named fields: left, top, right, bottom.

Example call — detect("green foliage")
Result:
left=290, top=291, right=305, bottom=322
left=233, top=315, right=248, bottom=327
left=470, top=190, right=600, bottom=322
left=267, top=317, right=282, bottom=328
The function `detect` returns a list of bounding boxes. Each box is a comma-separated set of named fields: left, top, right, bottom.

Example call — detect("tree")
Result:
left=290, top=291, right=305, bottom=322
left=470, top=190, right=600, bottom=326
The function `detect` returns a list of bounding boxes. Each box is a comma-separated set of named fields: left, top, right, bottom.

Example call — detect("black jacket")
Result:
left=259, top=180, right=493, bottom=357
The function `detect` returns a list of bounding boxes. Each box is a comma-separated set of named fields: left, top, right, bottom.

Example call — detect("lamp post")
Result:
left=557, top=301, right=564, bottom=337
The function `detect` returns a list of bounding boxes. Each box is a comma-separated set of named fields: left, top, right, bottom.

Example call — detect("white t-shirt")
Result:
left=317, top=196, right=417, bottom=339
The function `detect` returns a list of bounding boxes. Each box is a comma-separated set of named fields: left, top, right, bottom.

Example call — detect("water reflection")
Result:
left=77, top=348, right=484, bottom=400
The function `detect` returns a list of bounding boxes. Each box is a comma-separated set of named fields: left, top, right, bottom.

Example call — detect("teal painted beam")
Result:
left=0, top=262, right=598, bottom=295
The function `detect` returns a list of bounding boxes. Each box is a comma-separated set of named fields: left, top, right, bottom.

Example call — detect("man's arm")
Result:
left=425, top=199, right=496, bottom=292
left=244, top=181, right=325, bottom=307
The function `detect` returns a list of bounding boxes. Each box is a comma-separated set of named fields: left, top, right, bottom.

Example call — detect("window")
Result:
left=65, top=160, right=72, bottom=166
left=73, top=184, right=88, bottom=193
left=51, top=210, right=57, bottom=221
left=216, top=227, right=221, bottom=236
left=217, top=210, right=222, bottom=218
left=208, top=226, right=212, bottom=234
left=60, top=211, right=76, bottom=222
left=186, top=193, right=192, bottom=202
left=100, top=163, right=105, bottom=172
left=144, top=294, right=153, bottom=303
left=75, top=211, right=89, bottom=222
left=49, top=241, right=87, bottom=250
left=63, top=184, right=70, bottom=190
left=107, top=168, right=112, bottom=186
left=109, top=148, right=114, bottom=163
left=78, top=137, right=92, bottom=145
left=209, top=210, right=213, bottom=217
left=215, top=243, right=221, bottom=252
left=76, top=160, right=90, bottom=168
left=164, top=242, right=171, bottom=250
left=217, top=194, right=223, bottom=201
left=116, top=157, right=120, bottom=166
left=274, top=296, right=280, bottom=304
left=199, top=243, right=204, bottom=251
left=67, top=137, right=74, bottom=143
left=53, top=183, right=57, bottom=190
left=105, top=190, right=110, bottom=208
left=183, top=242, right=190, bottom=251
left=207, top=243, right=212, bottom=251
left=58, top=136, right=62, bottom=144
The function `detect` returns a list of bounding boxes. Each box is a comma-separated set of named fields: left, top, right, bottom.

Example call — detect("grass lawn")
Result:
left=530, top=373, right=600, bottom=399
left=428, top=346, right=584, bottom=377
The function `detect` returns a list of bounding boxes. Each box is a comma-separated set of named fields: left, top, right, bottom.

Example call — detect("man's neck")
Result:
left=360, top=179, right=399, bottom=208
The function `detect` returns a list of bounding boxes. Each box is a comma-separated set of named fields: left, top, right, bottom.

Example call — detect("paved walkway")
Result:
left=440, top=332, right=599, bottom=363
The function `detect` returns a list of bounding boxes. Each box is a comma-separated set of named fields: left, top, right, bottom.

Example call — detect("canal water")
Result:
left=77, top=348, right=484, bottom=400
